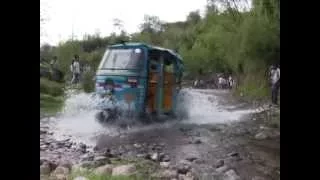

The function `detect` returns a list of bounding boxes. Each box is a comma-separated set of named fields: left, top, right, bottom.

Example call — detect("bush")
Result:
left=82, top=71, right=95, bottom=93
left=40, top=78, right=64, bottom=96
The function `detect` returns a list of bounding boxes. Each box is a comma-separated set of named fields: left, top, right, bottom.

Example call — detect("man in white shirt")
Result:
left=270, top=65, right=280, bottom=105
left=71, top=55, right=81, bottom=84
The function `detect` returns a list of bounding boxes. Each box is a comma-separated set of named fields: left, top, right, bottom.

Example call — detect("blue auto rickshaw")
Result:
left=94, top=42, right=184, bottom=122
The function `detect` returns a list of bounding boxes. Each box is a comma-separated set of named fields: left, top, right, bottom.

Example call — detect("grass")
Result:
left=40, top=93, right=64, bottom=116
left=69, top=158, right=159, bottom=180
left=40, top=77, right=64, bottom=97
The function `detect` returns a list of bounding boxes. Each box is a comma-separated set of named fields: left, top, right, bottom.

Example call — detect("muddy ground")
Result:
left=40, top=89, right=280, bottom=180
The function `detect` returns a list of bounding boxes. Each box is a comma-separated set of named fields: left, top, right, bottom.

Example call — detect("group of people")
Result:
left=218, top=74, right=234, bottom=89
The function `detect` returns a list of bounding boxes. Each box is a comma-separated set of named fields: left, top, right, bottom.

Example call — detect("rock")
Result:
left=40, top=158, right=48, bottom=165
left=72, top=164, right=87, bottom=173
left=94, top=164, right=114, bottom=176
left=185, top=156, right=198, bottom=162
left=80, top=153, right=95, bottom=162
left=79, top=161, right=96, bottom=169
left=216, top=165, right=229, bottom=173
left=255, top=132, right=268, bottom=140
left=50, top=174, right=67, bottom=180
left=223, top=169, right=240, bottom=180
left=94, top=156, right=110, bottom=163
left=228, top=152, right=239, bottom=157
left=151, top=169, right=178, bottom=179
left=215, top=159, right=224, bottom=168
left=151, top=153, right=159, bottom=161
left=177, top=164, right=191, bottom=174
left=252, top=176, right=266, bottom=180
left=112, top=164, right=136, bottom=176
left=190, top=139, right=202, bottom=144
left=73, top=176, right=89, bottom=180
left=161, top=154, right=171, bottom=162
left=133, top=143, right=141, bottom=148
left=52, top=166, right=70, bottom=176
left=160, top=161, right=170, bottom=168
left=58, top=160, right=72, bottom=170
left=179, top=174, right=195, bottom=180
left=40, top=164, right=51, bottom=175
left=40, top=129, right=47, bottom=134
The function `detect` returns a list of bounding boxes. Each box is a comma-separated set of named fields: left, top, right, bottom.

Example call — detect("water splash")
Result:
left=47, top=88, right=257, bottom=145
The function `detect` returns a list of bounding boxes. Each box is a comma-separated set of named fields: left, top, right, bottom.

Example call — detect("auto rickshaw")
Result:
left=94, top=42, right=184, bottom=123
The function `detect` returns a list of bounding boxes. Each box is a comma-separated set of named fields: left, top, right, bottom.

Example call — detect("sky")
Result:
left=40, top=0, right=208, bottom=46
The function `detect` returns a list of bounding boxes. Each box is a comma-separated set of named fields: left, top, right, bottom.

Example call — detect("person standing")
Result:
left=270, top=65, right=280, bottom=105
left=71, top=55, right=81, bottom=84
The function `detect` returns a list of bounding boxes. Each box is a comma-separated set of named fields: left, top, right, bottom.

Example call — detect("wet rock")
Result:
left=94, top=164, right=114, bottom=176
left=160, top=161, right=170, bottom=168
left=151, top=169, right=178, bottom=179
left=151, top=153, right=159, bottom=161
left=216, top=165, right=229, bottom=173
left=215, top=159, right=224, bottom=168
left=40, top=164, right=51, bottom=175
left=112, top=164, right=136, bottom=176
left=73, top=176, right=89, bottom=180
left=255, top=132, right=268, bottom=140
left=223, top=169, right=240, bottom=180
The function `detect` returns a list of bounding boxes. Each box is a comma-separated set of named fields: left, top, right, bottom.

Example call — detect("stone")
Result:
left=178, top=174, right=195, bottom=180
left=58, top=160, right=72, bottom=170
left=94, top=164, right=114, bottom=176
left=185, top=156, right=198, bottom=162
left=215, top=159, right=224, bottom=168
left=216, top=165, right=229, bottom=173
left=228, top=152, right=239, bottom=157
left=73, top=176, right=89, bottom=180
left=223, top=169, right=240, bottom=180
left=177, top=164, right=191, bottom=174
left=255, top=132, right=268, bottom=140
left=151, top=169, right=178, bottom=179
left=112, top=164, right=136, bottom=176
left=160, top=161, right=170, bottom=168
left=52, top=166, right=70, bottom=176
left=40, top=164, right=51, bottom=175
left=252, top=176, right=266, bottom=180
left=151, top=153, right=159, bottom=161
left=162, top=154, right=171, bottom=162
left=50, top=174, right=67, bottom=180
left=80, top=153, right=94, bottom=162
left=133, top=143, right=141, bottom=148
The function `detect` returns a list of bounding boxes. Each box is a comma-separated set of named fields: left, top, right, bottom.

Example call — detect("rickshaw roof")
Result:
left=109, top=42, right=184, bottom=65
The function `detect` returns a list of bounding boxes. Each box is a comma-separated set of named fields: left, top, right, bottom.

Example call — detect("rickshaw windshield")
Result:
left=99, top=48, right=144, bottom=70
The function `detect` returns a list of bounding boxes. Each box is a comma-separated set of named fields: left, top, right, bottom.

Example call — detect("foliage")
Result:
left=40, top=78, right=64, bottom=97
left=40, top=0, right=279, bottom=99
